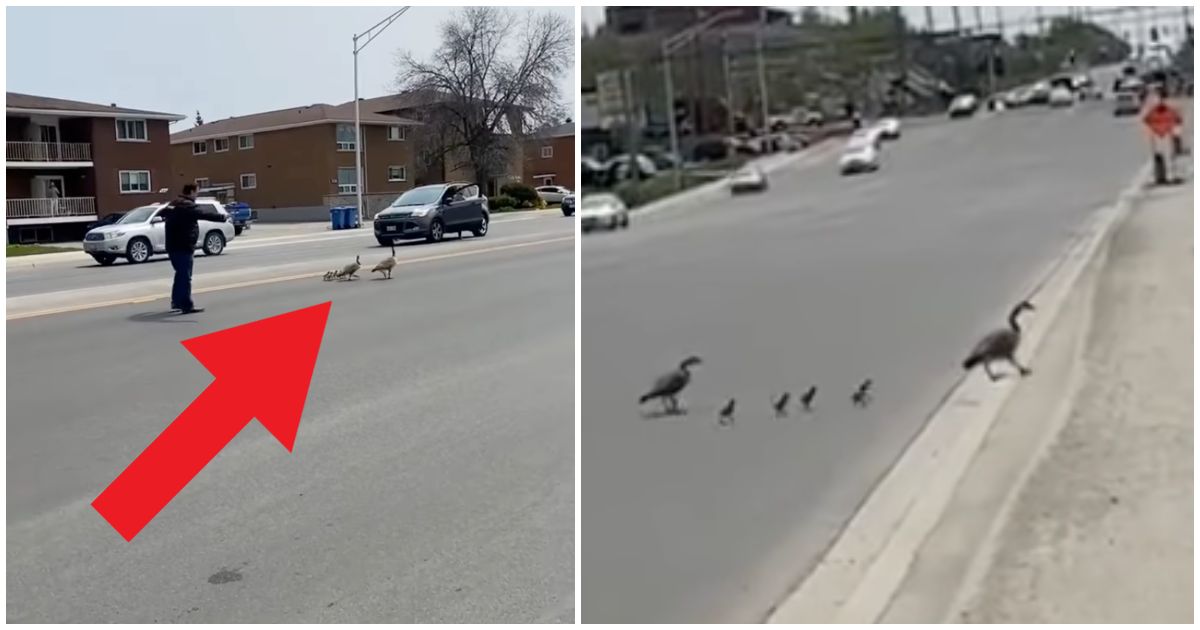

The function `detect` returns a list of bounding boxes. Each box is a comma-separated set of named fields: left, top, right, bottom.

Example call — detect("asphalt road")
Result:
left=7, top=216, right=574, bottom=622
left=7, top=210, right=568, bottom=299
left=580, top=99, right=1163, bottom=622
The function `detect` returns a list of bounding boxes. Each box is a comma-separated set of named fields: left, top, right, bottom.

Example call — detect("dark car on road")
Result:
left=374, top=182, right=489, bottom=246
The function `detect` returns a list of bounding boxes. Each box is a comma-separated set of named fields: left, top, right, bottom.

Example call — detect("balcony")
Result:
left=6, top=141, right=93, bottom=166
left=6, top=197, right=98, bottom=224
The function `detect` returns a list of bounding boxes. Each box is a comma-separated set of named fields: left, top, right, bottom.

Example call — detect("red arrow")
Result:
left=92, top=302, right=332, bottom=541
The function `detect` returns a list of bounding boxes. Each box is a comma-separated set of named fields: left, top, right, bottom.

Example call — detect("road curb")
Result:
left=765, top=163, right=1152, bottom=624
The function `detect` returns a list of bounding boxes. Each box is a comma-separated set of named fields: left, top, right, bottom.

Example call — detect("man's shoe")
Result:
left=180, top=307, right=205, bottom=314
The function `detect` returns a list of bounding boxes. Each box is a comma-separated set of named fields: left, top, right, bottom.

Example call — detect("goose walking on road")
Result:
left=372, top=245, right=398, bottom=279
left=638, top=356, right=702, bottom=414
left=851, top=379, right=873, bottom=407
left=800, top=385, right=817, bottom=412
left=339, top=255, right=362, bottom=281
left=773, top=392, right=791, bottom=418
left=718, top=398, right=736, bottom=426
left=963, top=301, right=1035, bottom=381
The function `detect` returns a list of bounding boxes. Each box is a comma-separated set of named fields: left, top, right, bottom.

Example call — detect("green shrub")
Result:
left=489, top=194, right=517, bottom=210
left=500, top=182, right=539, bottom=208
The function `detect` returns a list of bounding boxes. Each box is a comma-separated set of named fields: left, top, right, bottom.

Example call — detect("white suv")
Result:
left=535, top=185, right=572, bottom=205
left=82, top=200, right=236, bottom=266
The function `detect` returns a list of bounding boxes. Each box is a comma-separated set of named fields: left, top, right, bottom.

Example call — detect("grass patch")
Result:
left=6, top=244, right=76, bottom=257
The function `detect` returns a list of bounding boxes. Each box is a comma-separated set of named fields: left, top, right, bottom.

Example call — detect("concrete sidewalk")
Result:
left=956, top=179, right=1194, bottom=622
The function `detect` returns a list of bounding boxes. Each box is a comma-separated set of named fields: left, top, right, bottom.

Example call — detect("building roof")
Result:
left=6, top=92, right=184, bottom=120
left=170, top=101, right=420, bottom=144
left=529, top=122, right=575, bottom=139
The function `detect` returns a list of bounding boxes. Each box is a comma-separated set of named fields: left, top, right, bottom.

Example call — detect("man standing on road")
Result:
left=161, top=183, right=225, bottom=313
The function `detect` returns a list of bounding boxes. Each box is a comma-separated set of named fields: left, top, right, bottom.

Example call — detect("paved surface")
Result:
left=959, top=179, right=1193, bottom=623
left=7, top=211, right=567, bottom=299
left=7, top=215, right=574, bottom=622
left=580, top=100, right=1157, bottom=622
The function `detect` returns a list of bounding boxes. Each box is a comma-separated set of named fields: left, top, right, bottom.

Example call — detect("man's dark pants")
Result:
left=168, top=249, right=194, bottom=311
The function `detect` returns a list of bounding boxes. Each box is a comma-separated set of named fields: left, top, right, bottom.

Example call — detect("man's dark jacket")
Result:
left=160, top=195, right=226, bottom=252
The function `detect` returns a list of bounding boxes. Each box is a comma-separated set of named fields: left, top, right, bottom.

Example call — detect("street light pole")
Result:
left=353, top=7, right=409, bottom=226
left=663, top=46, right=681, bottom=190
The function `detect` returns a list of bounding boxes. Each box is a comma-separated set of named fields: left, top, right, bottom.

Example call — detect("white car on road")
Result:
left=579, top=193, right=629, bottom=233
left=839, top=135, right=881, bottom=175
left=535, top=185, right=573, bottom=205
left=1048, top=86, right=1075, bottom=107
left=82, top=200, right=235, bottom=266
left=729, top=165, right=769, bottom=194
left=948, top=93, right=979, bottom=118
left=874, top=117, right=901, bottom=139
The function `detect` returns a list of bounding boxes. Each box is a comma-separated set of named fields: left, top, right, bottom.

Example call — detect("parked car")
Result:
left=874, top=117, right=901, bottom=139
left=219, top=201, right=254, bottom=235
left=85, top=212, right=124, bottom=232
left=1048, top=86, right=1075, bottom=107
left=82, top=201, right=234, bottom=266
left=561, top=194, right=575, bottom=217
left=580, top=193, right=629, bottom=233
left=948, top=93, right=979, bottom=118
left=535, top=185, right=572, bottom=205
left=1113, top=90, right=1143, bottom=116
left=729, top=165, right=769, bottom=194
left=373, top=182, right=488, bottom=245
left=839, top=135, right=881, bottom=175
left=1028, top=81, right=1052, bottom=104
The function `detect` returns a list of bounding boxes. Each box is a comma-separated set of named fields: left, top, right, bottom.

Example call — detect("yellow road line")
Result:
left=8, top=235, right=573, bottom=321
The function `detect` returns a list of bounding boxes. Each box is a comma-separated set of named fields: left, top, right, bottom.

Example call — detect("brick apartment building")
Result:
left=6, top=92, right=183, bottom=242
left=522, top=122, right=575, bottom=190
left=169, top=102, right=421, bottom=221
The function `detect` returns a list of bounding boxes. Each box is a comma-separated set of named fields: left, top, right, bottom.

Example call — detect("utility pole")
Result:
left=952, top=6, right=962, bottom=34
left=925, top=6, right=935, bottom=33
left=352, top=7, right=409, bottom=226
left=722, top=33, right=735, bottom=134
left=973, top=6, right=984, bottom=33
left=756, top=30, right=770, bottom=130
left=994, top=7, right=1004, bottom=38
left=1035, top=6, right=1045, bottom=37
left=895, top=6, right=908, bottom=116
left=623, top=68, right=641, bottom=180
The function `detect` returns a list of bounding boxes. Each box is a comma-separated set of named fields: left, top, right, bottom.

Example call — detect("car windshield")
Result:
left=391, top=185, right=447, bottom=207
left=117, top=205, right=160, bottom=224
left=582, top=195, right=620, bottom=209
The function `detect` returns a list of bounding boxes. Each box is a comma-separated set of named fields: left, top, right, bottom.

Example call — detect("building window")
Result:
left=336, top=124, right=357, bottom=151
left=214, top=137, right=230, bottom=152
left=192, top=141, right=207, bottom=155
left=115, top=118, right=148, bottom=142
left=387, top=165, right=407, bottom=182
left=387, top=125, right=407, bottom=141
left=337, top=167, right=357, bottom=194
left=238, top=134, right=254, bottom=150
left=541, top=145, right=553, bottom=158
left=119, top=170, right=151, bottom=193
left=195, top=177, right=210, bottom=189
left=240, top=173, right=257, bottom=189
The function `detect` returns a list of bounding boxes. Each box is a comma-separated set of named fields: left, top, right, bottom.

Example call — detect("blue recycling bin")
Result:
left=342, top=206, right=360, bottom=229
left=329, top=206, right=346, bottom=230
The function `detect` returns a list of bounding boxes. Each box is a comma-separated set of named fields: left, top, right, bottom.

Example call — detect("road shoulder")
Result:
left=946, top=178, right=1194, bottom=623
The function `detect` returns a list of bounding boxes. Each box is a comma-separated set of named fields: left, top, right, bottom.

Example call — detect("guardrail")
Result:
left=6, top=141, right=93, bottom=162
left=6, top=197, right=97, bottom=219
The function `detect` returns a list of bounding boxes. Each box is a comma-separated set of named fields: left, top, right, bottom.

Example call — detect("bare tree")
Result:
left=395, top=7, right=572, bottom=192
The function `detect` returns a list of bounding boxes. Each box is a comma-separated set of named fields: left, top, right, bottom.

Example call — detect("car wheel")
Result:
left=92, top=253, right=116, bottom=266
left=203, top=231, right=226, bottom=255
left=471, top=214, right=488, bottom=237
left=377, top=237, right=394, bottom=247
left=609, top=217, right=619, bottom=230
left=234, top=225, right=244, bottom=236
left=620, top=214, right=630, bottom=228
left=562, top=208, right=574, bottom=217
left=427, top=219, right=445, bottom=243
left=126, top=237, right=152, bottom=264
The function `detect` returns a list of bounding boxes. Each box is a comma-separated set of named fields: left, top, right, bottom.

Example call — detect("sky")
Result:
left=6, top=6, right=575, bottom=132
